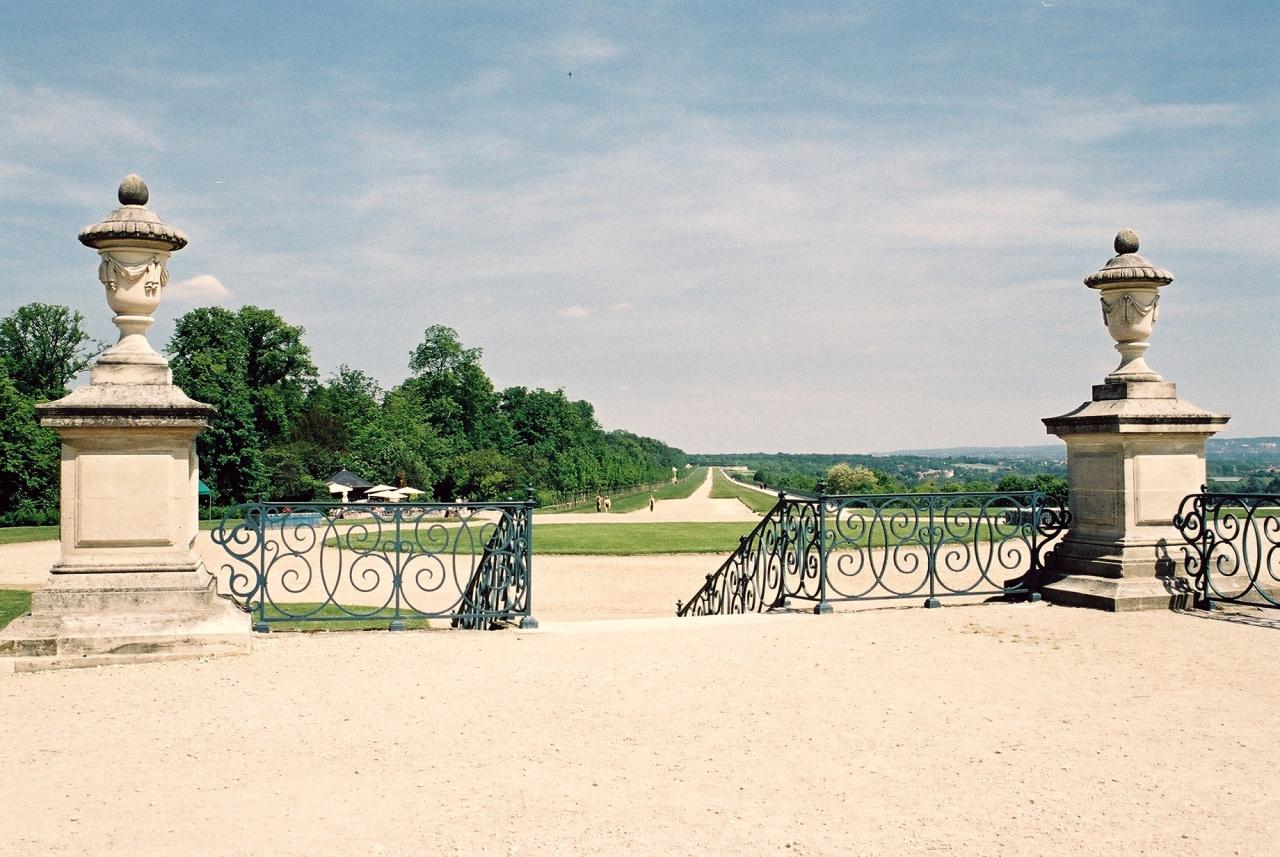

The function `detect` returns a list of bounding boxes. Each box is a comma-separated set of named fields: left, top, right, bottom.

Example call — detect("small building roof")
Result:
left=326, top=470, right=373, bottom=489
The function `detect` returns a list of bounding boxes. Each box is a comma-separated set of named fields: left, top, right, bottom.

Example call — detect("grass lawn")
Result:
left=336, top=520, right=758, bottom=555
left=532, top=524, right=757, bottom=557
left=709, top=468, right=780, bottom=514
left=536, top=521, right=757, bottom=554
left=250, top=601, right=432, bottom=632
left=0, top=588, right=32, bottom=630
left=0, top=526, right=59, bottom=545
left=547, top=467, right=709, bottom=514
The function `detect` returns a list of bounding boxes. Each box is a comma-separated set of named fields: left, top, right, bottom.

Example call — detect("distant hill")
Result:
left=893, top=437, right=1280, bottom=467
left=890, top=444, right=1066, bottom=461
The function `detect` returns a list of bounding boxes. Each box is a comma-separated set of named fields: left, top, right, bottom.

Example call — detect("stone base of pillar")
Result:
left=1042, top=375, right=1227, bottom=613
left=1039, top=573, right=1196, bottom=612
left=0, top=566, right=250, bottom=673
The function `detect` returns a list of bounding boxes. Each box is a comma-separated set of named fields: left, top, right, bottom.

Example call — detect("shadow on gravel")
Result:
left=1174, top=605, right=1280, bottom=631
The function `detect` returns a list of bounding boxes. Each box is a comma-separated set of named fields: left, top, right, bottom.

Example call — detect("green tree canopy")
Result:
left=236, top=306, right=317, bottom=443
left=825, top=463, right=885, bottom=494
left=0, top=303, right=99, bottom=400
left=0, top=365, right=60, bottom=521
left=167, top=307, right=263, bottom=502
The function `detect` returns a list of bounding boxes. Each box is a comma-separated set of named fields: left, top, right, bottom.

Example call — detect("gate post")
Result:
left=1040, top=230, right=1229, bottom=611
left=814, top=482, right=832, bottom=614
left=519, top=486, right=539, bottom=629
left=0, top=175, right=252, bottom=671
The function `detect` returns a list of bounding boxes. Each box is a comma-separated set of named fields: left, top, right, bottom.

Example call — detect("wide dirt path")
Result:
left=2, top=604, right=1278, bottom=856
left=541, top=468, right=761, bottom=524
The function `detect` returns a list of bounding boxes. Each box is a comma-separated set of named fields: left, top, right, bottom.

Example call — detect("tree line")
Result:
left=0, top=302, right=686, bottom=523
left=702, top=452, right=1068, bottom=497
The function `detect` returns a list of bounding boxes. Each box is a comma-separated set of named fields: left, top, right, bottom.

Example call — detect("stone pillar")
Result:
left=1040, top=229, right=1229, bottom=611
left=0, top=175, right=251, bottom=672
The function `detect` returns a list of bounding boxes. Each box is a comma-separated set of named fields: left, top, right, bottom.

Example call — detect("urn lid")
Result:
left=1083, top=228, right=1172, bottom=289
left=78, top=174, right=189, bottom=251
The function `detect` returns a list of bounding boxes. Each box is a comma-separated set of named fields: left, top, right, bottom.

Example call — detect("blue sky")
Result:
left=1, top=2, right=1276, bottom=452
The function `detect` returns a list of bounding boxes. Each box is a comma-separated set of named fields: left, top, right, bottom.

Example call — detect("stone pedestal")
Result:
left=0, top=175, right=250, bottom=672
left=1041, top=381, right=1227, bottom=610
left=1040, top=230, right=1229, bottom=610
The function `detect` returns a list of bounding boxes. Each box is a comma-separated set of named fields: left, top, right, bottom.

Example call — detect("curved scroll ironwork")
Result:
left=1174, top=492, right=1280, bottom=609
left=675, top=497, right=807, bottom=617
left=677, top=491, right=1070, bottom=616
left=211, top=499, right=536, bottom=631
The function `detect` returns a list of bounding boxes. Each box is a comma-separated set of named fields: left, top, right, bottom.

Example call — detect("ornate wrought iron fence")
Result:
left=1174, top=491, right=1280, bottom=609
left=677, top=491, right=1069, bottom=616
left=211, top=498, right=536, bottom=631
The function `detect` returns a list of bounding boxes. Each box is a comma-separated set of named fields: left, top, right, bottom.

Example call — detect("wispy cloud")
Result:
left=560, top=305, right=591, bottom=319
left=548, top=31, right=622, bottom=67
left=167, top=274, right=230, bottom=302
left=0, top=77, right=154, bottom=150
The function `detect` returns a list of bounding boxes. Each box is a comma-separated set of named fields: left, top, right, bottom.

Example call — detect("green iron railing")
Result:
left=677, top=490, right=1069, bottom=616
left=212, top=495, right=536, bottom=631
left=1174, top=491, right=1280, bottom=610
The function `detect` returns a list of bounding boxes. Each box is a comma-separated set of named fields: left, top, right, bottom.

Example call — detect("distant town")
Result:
left=692, top=436, right=1280, bottom=495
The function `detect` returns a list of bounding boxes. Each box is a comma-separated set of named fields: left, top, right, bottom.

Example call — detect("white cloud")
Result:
left=0, top=77, right=153, bottom=149
left=611, top=302, right=633, bottom=311
left=167, top=274, right=230, bottom=302
left=560, top=305, right=591, bottom=319
left=549, top=31, right=622, bottom=66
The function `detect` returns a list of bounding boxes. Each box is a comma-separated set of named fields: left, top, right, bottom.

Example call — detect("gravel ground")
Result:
left=2, top=605, right=1278, bottom=856
left=3, top=481, right=1278, bottom=855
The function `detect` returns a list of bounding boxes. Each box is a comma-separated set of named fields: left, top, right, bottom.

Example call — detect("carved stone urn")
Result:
left=1086, top=227, right=1171, bottom=383
left=78, top=173, right=189, bottom=384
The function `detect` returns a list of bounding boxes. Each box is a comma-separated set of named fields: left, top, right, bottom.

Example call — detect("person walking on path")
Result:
left=648, top=494, right=656, bottom=512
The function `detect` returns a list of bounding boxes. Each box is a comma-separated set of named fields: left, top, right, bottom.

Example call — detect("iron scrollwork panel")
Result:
left=1175, top=493, right=1280, bottom=608
left=823, top=491, right=1069, bottom=603
left=677, top=498, right=812, bottom=616
left=211, top=501, right=534, bottom=630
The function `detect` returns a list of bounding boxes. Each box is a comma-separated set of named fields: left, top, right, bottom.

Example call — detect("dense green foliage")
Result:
left=167, top=313, right=686, bottom=504
left=0, top=303, right=98, bottom=400
left=696, top=452, right=1068, bottom=498
left=0, top=303, right=89, bottom=525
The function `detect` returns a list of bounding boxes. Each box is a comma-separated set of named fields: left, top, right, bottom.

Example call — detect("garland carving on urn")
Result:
left=97, top=254, right=168, bottom=296
left=1099, top=291, right=1158, bottom=326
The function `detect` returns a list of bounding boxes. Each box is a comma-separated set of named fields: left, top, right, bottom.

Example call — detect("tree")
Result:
left=236, top=306, right=317, bottom=443
left=0, top=303, right=99, bottom=400
left=311, top=365, right=382, bottom=430
left=826, top=463, right=884, bottom=495
left=0, top=365, right=61, bottom=521
left=167, top=306, right=318, bottom=502
left=167, top=308, right=265, bottom=503
left=409, top=324, right=482, bottom=379
left=346, top=389, right=448, bottom=496
left=997, top=474, right=1035, bottom=493
left=403, top=325, right=511, bottom=452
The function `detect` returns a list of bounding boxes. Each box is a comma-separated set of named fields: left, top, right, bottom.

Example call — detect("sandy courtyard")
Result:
left=2, top=605, right=1278, bottom=856
left=2, top=480, right=1279, bottom=855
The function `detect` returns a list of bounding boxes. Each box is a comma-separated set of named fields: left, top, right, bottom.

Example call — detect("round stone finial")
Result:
left=118, top=174, right=149, bottom=206
left=80, top=175, right=187, bottom=250
left=1114, top=228, right=1140, bottom=255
